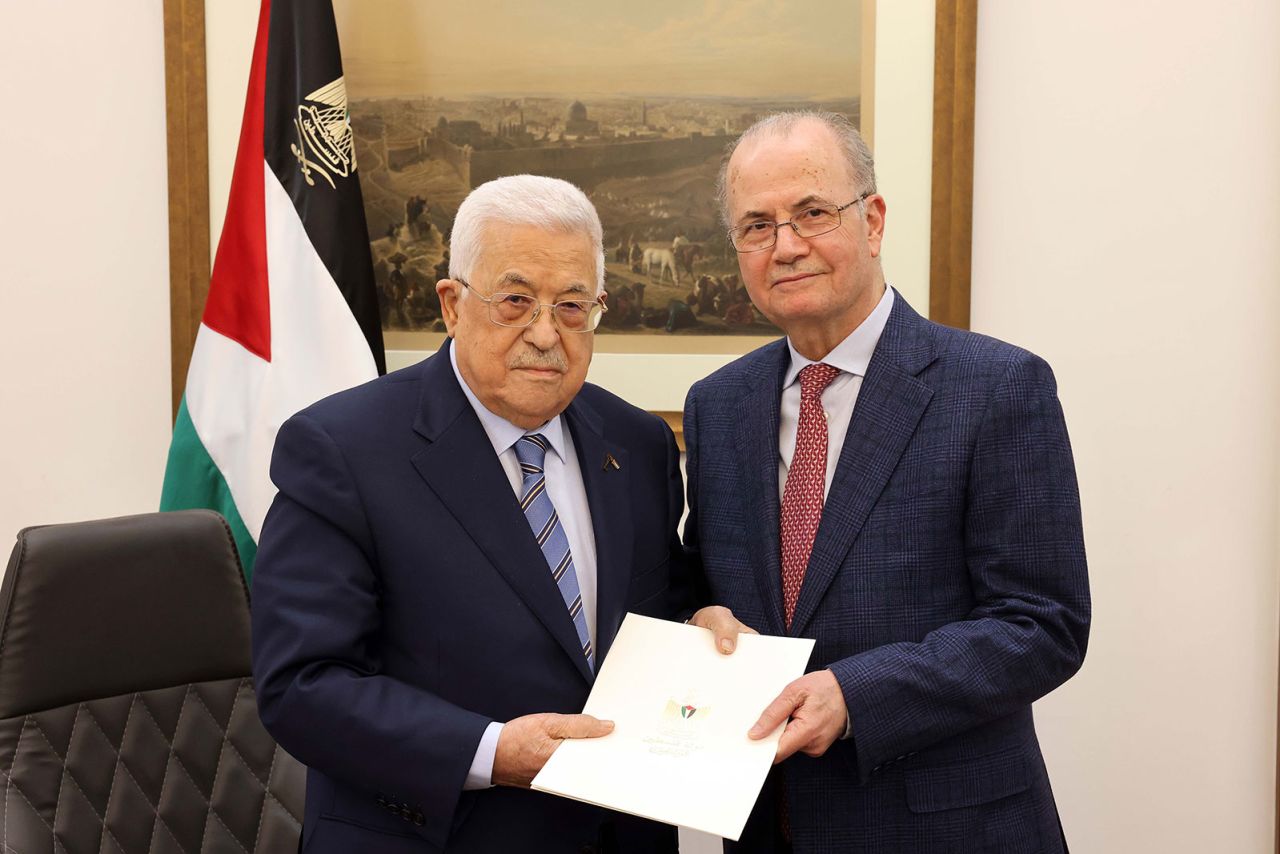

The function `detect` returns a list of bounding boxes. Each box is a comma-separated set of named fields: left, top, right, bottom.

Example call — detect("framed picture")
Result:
left=165, top=1, right=976, bottom=435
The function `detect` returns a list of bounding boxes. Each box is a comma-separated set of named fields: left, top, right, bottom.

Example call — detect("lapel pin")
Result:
left=603, top=453, right=621, bottom=471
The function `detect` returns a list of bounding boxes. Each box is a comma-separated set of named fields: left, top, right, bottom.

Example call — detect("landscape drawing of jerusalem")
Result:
left=333, top=0, right=865, bottom=344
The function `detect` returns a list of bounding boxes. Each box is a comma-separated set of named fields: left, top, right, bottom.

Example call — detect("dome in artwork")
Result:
left=568, top=101, right=588, bottom=122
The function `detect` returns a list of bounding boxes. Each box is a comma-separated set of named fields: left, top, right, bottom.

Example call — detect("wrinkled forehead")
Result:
left=726, top=125, right=855, bottom=217
left=476, top=223, right=596, bottom=264
left=474, top=226, right=600, bottom=295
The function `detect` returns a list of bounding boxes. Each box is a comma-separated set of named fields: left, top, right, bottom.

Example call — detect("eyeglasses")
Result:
left=727, top=191, right=873, bottom=252
left=458, top=279, right=607, bottom=333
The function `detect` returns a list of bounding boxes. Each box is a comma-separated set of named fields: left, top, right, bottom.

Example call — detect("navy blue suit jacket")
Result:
left=683, top=293, right=1090, bottom=853
left=252, top=345, right=686, bottom=853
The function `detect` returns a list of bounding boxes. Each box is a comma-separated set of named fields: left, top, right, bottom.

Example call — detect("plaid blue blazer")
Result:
left=683, top=293, right=1090, bottom=853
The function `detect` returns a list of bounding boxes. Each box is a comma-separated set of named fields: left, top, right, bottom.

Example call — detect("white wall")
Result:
left=872, top=0, right=935, bottom=314
left=0, top=4, right=173, bottom=555
left=971, top=3, right=1280, bottom=851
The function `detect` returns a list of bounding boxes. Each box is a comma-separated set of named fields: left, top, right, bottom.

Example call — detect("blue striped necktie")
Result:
left=513, top=433, right=594, bottom=670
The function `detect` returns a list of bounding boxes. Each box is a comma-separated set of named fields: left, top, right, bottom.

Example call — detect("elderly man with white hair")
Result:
left=252, top=175, right=743, bottom=853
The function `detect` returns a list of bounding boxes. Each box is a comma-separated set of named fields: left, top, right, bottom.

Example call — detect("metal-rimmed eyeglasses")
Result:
left=727, top=191, right=873, bottom=252
left=458, top=279, right=607, bottom=333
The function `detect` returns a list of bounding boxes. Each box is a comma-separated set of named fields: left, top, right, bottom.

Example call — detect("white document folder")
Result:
left=531, top=613, right=815, bottom=841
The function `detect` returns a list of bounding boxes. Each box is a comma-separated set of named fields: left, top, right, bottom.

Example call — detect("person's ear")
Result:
left=864, top=195, right=887, bottom=259
left=437, top=279, right=462, bottom=336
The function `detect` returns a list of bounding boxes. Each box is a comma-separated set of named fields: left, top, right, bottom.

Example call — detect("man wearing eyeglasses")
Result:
left=683, top=113, right=1090, bottom=852
left=253, top=175, right=742, bottom=853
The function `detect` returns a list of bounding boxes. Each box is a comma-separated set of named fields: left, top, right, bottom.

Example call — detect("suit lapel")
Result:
left=565, top=399, right=633, bottom=667
left=733, top=343, right=789, bottom=637
left=789, top=295, right=938, bottom=637
left=409, top=347, right=594, bottom=683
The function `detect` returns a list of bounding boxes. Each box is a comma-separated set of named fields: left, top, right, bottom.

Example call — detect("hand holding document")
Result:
left=532, top=613, right=815, bottom=840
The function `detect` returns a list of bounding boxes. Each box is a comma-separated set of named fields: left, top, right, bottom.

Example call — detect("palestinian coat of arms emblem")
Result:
left=663, top=698, right=710, bottom=722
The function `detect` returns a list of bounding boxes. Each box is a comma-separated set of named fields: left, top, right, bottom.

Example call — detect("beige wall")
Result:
left=0, top=3, right=172, bottom=551
left=971, top=3, right=1280, bottom=851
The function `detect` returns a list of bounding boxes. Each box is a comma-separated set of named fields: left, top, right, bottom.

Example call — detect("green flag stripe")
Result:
left=160, top=396, right=259, bottom=579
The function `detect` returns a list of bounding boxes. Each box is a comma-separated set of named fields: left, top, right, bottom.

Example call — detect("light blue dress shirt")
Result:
left=448, top=345, right=599, bottom=790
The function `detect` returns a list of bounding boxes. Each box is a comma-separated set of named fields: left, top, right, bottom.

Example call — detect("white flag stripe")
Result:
left=186, top=160, right=377, bottom=540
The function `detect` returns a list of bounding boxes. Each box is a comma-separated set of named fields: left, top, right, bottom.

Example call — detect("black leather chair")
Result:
left=0, top=510, right=305, bottom=853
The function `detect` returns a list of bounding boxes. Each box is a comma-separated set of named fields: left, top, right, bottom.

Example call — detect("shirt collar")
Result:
left=449, top=343, right=566, bottom=462
left=783, top=286, right=895, bottom=388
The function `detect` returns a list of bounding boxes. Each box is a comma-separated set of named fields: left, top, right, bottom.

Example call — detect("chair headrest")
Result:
left=0, top=510, right=253, bottom=718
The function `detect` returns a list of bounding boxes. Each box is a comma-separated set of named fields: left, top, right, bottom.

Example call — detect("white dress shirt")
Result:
left=449, top=346, right=599, bottom=789
left=778, top=286, right=894, bottom=501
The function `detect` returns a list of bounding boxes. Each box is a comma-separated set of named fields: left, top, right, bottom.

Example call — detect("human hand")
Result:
left=688, top=605, right=759, bottom=654
left=748, top=669, right=848, bottom=763
left=491, top=713, right=614, bottom=788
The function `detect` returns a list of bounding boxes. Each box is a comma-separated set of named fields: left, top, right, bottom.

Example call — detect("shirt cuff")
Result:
left=463, top=721, right=504, bottom=790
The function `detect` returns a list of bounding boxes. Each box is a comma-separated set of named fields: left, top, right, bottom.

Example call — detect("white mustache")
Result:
left=509, top=350, right=567, bottom=372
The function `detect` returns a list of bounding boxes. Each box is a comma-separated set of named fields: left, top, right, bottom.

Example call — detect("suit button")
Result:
left=401, top=805, right=414, bottom=821
left=375, top=795, right=388, bottom=808
left=413, top=811, right=425, bottom=826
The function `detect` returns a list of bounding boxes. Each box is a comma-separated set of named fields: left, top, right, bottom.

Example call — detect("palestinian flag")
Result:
left=161, top=0, right=385, bottom=579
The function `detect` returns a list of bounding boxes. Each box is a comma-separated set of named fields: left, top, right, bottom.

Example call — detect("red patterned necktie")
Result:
left=780, top=362, right=841, bottom=629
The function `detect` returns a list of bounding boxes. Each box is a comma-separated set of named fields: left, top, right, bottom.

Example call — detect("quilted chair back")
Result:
left=0, top=510, right=305, bottom=853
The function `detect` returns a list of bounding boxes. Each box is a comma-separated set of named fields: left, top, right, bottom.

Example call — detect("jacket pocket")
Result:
left=904, top=747, right=1030, bottom=813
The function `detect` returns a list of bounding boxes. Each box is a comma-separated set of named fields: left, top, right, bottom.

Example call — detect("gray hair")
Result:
left=715, top=110, right=877, bottom=226
left=448, top=174, right=605, bottom=293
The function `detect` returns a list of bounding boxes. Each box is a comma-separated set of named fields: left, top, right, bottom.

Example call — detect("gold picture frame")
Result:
left=164, top=0, right=977, bottom=447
